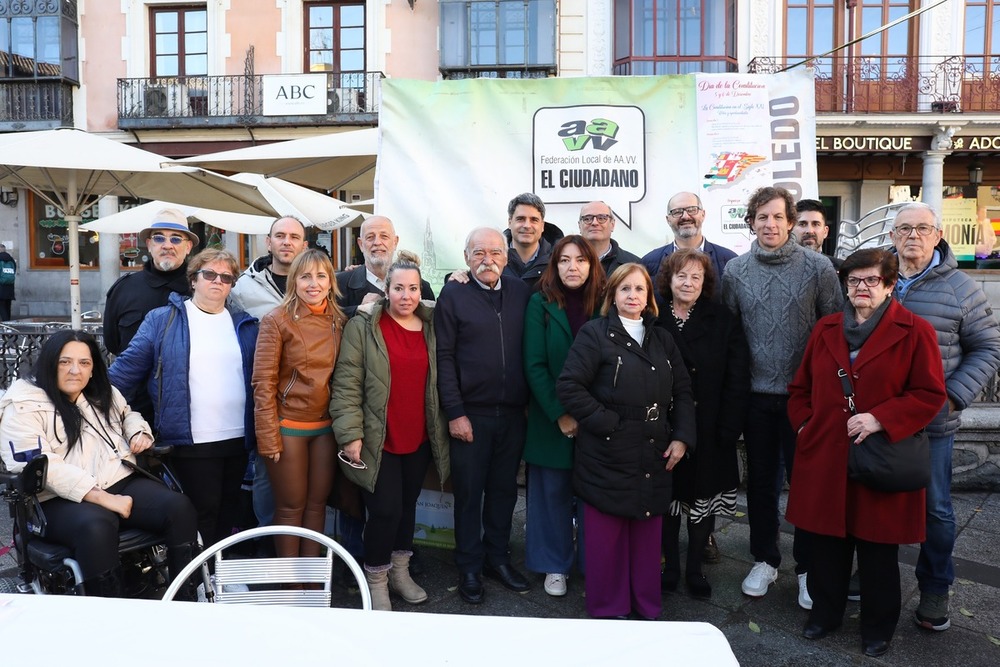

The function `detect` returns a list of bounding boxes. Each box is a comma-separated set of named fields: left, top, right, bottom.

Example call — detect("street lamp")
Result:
left=969, top=160, right=984, bottom=187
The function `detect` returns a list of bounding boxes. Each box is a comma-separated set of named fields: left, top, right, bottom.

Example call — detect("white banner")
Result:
left=377, top=73, right=816, bottom=289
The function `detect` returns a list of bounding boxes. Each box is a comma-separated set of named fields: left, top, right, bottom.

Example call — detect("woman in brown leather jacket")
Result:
left=251, top=249, right=345, bottom=558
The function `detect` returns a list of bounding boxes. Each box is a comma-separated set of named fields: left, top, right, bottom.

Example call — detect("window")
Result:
left=150, top=6, right=208, bottom=78
left=858, top=0, right=910, bottom=80
left=440, top=0, right=556, bottom=78
left=613, top=0, right=737, bottom=75
left=0, top=1, right=79, bottom=83
left=785, top=0, right=839, bottom=78
left=965, top=1, right=1000, bottom=74
left=305, top=2, right=365, bottom=85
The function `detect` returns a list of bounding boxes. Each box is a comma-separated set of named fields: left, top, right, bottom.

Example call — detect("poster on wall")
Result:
left=376, top=71, right=817, bottom=289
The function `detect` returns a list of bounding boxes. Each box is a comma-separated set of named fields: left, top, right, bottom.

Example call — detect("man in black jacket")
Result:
left=103, top=209, right=198, bottom=422
left=435, top=227, right=532, bottom=604
left=576, top=200, right=640, bottom=275
left=336, top=215, right=434, bottom=315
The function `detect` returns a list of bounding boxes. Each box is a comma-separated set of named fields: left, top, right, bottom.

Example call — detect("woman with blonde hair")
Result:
left=252, top=249, right=346, bottom=558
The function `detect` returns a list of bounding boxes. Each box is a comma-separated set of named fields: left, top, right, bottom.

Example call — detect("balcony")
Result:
left=0, top=80, right=75, bottom=131
left=117, top=72, right=382, bottom=130
left=748, top=55, right=1000, bottom=114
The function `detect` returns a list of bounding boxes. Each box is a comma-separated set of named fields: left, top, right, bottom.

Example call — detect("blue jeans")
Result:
left=252, top=455, right=274, bottom=527
left=525, top=464, right=584, bottom=575
left=916, top=433, right=956, bottom=595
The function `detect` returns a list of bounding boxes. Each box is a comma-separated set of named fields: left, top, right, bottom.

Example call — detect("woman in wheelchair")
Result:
left=0, top=330, right=199, bottom=598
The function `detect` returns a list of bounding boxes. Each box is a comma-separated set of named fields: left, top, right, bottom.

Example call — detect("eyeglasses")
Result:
left=579, top=214, right=612, bottom=224
left=151, top=234, right=188, bottom=245
left=668, top=206, right=702, bottom=218
left=196, top=269, right=236, bottom=285
left=337, top=450, right=368, bottom=470
left=846, top=276, right=883, bottom=288
left=893, top=224, right=939, bottom=237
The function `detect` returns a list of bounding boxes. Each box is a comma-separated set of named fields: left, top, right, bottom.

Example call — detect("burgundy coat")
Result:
left=786, top=300, right=946, bottom=544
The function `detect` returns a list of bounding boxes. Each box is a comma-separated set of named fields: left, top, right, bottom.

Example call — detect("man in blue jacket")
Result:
left=641, top=191, right=737, bottom=284
left=435, top=227, right=532, bottom=604
left=890, top=202, right=1000, bottom=633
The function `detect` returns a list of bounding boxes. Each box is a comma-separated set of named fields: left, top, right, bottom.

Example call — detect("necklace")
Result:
left=670, top=300, right=695, bottom=330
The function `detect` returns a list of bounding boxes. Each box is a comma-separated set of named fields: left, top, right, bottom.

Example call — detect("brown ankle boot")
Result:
left=388, top=551, right=428, bottom=604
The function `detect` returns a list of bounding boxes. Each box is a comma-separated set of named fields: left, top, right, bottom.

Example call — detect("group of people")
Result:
left=0, top=186, right=996, bottom=659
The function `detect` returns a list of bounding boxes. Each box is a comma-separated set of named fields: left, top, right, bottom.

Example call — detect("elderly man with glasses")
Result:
left=641, top=191, right=737, bottom=284
left=103, top=208, right=198, bottom=423
left=888, top=202, right=1000, bottom=633
left=577, top=201, right=640, bottom=275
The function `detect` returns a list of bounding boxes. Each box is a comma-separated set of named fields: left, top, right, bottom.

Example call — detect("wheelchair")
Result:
left=0, top=442, right=191, bottom=598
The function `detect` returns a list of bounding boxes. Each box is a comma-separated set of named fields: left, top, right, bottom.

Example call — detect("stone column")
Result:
left=97, top=196, right=121, bottom=313
left=921, top=150, right=948, bottom=216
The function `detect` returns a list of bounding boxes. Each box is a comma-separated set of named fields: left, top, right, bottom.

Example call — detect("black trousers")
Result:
left=809, top=532, right=901, bottom=643
left=361, top=442, right=431, bottom=568
left=40, top=474, right=198, bottom=579
left=450, top=411, right=526, bottom=573
left=743, top=393, right=812, bottom=573
left=170, top=447, right=247, bottom=547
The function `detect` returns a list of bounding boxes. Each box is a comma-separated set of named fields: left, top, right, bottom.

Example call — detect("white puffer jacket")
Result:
left=0, top=380, right=152, bottom=503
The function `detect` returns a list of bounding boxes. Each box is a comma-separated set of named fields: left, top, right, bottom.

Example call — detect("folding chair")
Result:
left=161, top=525, right=372, bottom=610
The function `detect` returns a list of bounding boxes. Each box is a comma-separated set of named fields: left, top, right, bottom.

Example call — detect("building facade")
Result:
left=1, top=0, right=998, bottom=315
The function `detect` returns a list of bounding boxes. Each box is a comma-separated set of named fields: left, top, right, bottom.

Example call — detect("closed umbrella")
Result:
left=0, top=128, right=278, bottom=327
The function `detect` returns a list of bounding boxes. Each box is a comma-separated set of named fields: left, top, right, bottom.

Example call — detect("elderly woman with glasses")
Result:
left=786, top=249, right=946, bottom=658
left=110, top=248, right=258, bottom=547
left=330, top=260, right=449, bottom=611
left=557, top=263, right=696, bottom=620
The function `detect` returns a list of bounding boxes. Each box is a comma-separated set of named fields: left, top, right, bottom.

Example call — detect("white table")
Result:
left=0, top=593, right=738, bottom=666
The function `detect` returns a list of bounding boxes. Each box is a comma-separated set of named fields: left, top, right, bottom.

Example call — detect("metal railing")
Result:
left=0, top=322, right=109, bottom=391
left=748, top=55, right=1000, bottom=113
left=116, top=72, right=382, bottom=129
left=0, top=80, right=75, bottom=129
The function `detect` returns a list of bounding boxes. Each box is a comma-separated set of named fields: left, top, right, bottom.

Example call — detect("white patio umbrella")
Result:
left=171, top=127, right=378, bottom=191
left=82, top=178, right=366, bottom=236
left=0, top=128, right=279, bottom=328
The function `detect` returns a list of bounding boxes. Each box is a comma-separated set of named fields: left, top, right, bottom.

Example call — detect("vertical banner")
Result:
left=377, top=73, right=816, bottom=287
left=942, top=198, right=980, bottom=261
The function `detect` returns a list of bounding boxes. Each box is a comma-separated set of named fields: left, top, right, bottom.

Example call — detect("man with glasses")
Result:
left=641, top=191, right=737, bottom=283
left=435, top=227, right=533, bottom=604
left=577, top=201, right=640, bottom=275
left=104, top=208, right=198, bottom=422
left=722, top=186, right=842, bottom=609
left=888, top=202, right=1000, bottom=633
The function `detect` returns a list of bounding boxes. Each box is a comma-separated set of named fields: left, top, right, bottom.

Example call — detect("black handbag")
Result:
left=837, top=368, right=930, bottom=493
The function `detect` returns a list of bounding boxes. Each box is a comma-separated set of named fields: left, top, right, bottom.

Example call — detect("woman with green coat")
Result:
left=330, top=260, right=450, bottom=611
left=522, top=235, right=605, bottom=597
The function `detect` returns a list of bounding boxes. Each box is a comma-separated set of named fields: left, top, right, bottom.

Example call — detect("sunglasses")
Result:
left=196, top=269, right=236, bottom=285
left=150, top=234, right=188, bottom=245
left=337, top=450, right=368, bottom=470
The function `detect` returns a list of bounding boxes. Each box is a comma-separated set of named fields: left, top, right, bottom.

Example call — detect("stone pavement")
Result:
left=3, top=489, right=999, bottom=666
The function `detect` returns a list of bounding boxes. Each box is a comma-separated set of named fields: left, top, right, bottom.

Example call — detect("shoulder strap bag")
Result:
left=837, top=368, right=930, bottom=493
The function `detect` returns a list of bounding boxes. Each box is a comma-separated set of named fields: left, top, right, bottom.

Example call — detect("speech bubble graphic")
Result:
left=533, top=105, right=646, bottom=228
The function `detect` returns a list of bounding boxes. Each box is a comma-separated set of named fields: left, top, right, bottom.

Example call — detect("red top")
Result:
left=379, top=314, right=429, bottom=455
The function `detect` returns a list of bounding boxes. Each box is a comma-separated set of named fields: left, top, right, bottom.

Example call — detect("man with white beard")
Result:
left=641, top=191, right=737, bottom=284
left=103, top=208, right=198, bottom=423
left=336, top=215, right=434, bottom=316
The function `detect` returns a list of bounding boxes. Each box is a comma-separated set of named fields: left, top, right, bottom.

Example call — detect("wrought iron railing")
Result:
left=748, top=55, right=1000, bottom=114
left=0, top=322, right=109, bottom=391
left=0, top=80, right=74, bottom=129
left=116, top=71, right=382, bottom=128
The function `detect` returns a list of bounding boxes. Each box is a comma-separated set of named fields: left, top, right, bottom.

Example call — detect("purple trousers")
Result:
left=583, top=502, right=662, bottom=619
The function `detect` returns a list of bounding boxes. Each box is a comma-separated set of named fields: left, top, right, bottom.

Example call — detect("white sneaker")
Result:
left=544, top=573, right=567, bottom=597
left=741, top=562, right=778, bottom=597
left=798, top=572, right=813, bottom=610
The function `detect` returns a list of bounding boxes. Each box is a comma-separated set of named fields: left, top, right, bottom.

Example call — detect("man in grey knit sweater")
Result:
left=722, top=186, right=843, bottom=608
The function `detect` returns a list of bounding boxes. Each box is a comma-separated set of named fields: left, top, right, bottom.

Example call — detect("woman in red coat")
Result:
left=787, top=248, right=946, bottom=658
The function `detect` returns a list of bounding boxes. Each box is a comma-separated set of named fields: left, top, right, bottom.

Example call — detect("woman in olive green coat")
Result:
left=522, top=235, right=605, bottom=596
left=330, top=260, right=449, bottom=611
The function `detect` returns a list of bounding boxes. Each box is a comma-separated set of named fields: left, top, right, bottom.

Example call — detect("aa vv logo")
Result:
left=558, top=118, right=620, bottom=152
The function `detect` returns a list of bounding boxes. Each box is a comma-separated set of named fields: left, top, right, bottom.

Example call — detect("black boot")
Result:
left=167, top=541, right=201, bottom=601
left=685, top=517, right=714, bottom=599
left=84, top=566, right=124, bottom=598
left=661, top=513, right=682, bottom=591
